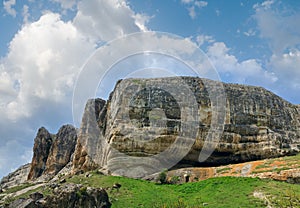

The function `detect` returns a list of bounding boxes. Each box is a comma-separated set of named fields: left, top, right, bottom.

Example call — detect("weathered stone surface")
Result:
left=72, top=98, right=108, bottom=173
left=3, top=184, right=111, bottom=208
left=27, top=125, right=77, bottom=181
left=44, top=125, right=77, bottom=176
left=73, top=77, right=300, bottom=178
left=28, top=127, right=53, bottom=180
left=41, top=184, right=111, bottom=208
left=0, top=164, right=31, bottom=190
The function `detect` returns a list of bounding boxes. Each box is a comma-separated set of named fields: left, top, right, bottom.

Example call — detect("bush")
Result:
left=170, top=175, right=180, bottom=184
left=157, top=169, right=168, bottom=184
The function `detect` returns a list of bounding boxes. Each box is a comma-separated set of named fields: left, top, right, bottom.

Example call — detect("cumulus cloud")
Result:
left=207, top=41, right=277, bottom=86
left=0, top=0, right=150, bottom=178
left=196, top=34, right=214, bottom=47
left=253, top=0, right=300, bottom=54
left=1, top=12, right=94, bottom=121
left=3, top=0, right=17, bottom=17
left=253, top=0, right=300, bottom=102
left=73, top=0, right=149, bottom=42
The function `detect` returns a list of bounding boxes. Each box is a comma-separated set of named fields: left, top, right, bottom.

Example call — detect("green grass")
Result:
left=2, top=153, right=300, bottom=207
left=66, top=172, right=300, bottom=208
left=2, top=173, right=299, bottom=207
left=2, top=183, right=34, bottom=194
left=216, top=167, right=231, bottom=174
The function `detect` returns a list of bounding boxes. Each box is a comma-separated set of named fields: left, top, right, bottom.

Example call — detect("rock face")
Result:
left=43, top=184, right=111, bottom=208
left=28, top=125, right=77, bottom=180
left=72, top=98, right=107, bottom=173
left=28, top=127, right=53, bottom=180
left=72, top=77, right=300, bottom=178
left=44, top=125, right=77, bottom=175
left=0, top=164, right=31, bottom=190
left=5, top=184, right=111, bottom=208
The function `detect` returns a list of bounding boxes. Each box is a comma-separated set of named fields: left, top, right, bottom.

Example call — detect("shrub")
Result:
left=157, top=169, right=168, bottom=184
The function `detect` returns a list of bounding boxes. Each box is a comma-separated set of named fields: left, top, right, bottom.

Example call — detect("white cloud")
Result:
left=196, top=34, right=214, bottom=47
left=188, top=6, right=196, bottom=19
left=253, top=0, right=300, bottom=102
left=253, top=0, right=274, bottom=10
left=1, top=12, right=95, bottom=121
left=253, top=1, right=300, bottom=54
left=0, top=0, right=150, bottom=178
left=3, top=0, right=17, bottom=17
left=22, top=5, right=30, bottom=23
left=194, top=1, right=208, bottom=8
left=181, top=0, right=208, bottom=19
left=207, top=42, right=277, bottom=85
left=73, top=0, right=149, bottom=42
left=269, top=49, right=300, bottom=88
left=51, top=0, right=78, bottom=9
left=243, top=28, right=256, bottom=37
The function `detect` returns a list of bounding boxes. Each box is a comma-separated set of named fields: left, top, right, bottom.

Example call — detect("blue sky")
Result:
left=0, top=0, right=300, bottom=178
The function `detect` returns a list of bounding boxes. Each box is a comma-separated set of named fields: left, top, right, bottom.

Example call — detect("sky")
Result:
left=0, top=0, right=300, bottom=178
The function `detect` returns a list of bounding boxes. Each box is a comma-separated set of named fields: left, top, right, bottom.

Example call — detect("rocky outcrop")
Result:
left=44, top=125, right=77, bottom=175
left=73, top=77, right=300, bottom=178
left=28, top=125, right=77, bottom=180
left=0, top=164, right=30, bottom=190
left=28, top=127, right=53, bottom=180
left=72, top=98, right=107, bottom=173
left=4, top=184, right=111, bottom=208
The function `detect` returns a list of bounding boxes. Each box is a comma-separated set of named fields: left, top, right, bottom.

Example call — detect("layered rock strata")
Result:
left=72, top=77, right=300, bottom=178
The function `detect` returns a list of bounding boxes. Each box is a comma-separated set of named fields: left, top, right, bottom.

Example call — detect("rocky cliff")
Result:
left=28, top=125, right=77, bottom=180
left=2, top=77, right=300, bottom=184
left=72, top=77, right=300, bottom=178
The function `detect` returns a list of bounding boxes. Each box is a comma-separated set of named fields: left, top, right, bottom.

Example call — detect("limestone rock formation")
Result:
left=0, top=164, right=30, bottom=190
left=73, top=77, right=300, bottom=178
left=28, top=125, right=77, bottom=180
left=72, top=98, right=107, bottom=173
left=28, top=127, right=53, bottom=180
left=44, top=125, right=77, bottom=175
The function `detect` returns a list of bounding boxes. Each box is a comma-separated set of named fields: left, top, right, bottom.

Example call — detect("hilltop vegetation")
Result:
left=1, top=168, right=299, bottom=207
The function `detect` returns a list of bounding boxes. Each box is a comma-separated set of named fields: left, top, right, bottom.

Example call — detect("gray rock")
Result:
left=27, top=124, right=77, bottom=181
left=5, top=184, right=111, bottom=208
left=29, top=192, right=43, bottom=201
left=0, top=164, right=31, bottom=190
left=72, top=77, right=300, bottom=178
left=28, top=127, right=53, bottom=180
left=44, top=125, right=77, bottom=176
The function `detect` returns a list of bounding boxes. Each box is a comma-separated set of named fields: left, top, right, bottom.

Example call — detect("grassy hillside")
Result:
left=66, top=172, right=299, bottom=207
left=1, top=154, right=299, bottom=207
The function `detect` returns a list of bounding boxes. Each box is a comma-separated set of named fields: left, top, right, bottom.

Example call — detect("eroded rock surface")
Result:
left=28, top=125, right=77, bottom=180
left=4, top=184, right=111, bottom=208
left=73, top=77, right=300, bottom=178
left=0, top=164, right=30, bottom=190
left=44, top=125, right=77, bottom=175
left=28, top=127, right=53, bottom=180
